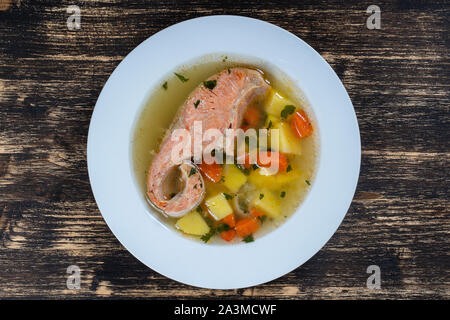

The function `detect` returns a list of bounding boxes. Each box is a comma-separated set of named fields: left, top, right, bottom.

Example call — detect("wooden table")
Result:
left=0, top=0, right=448, bottom=299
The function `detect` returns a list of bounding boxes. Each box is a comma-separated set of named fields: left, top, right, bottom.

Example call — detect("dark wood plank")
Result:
left=0, top=0, right=448, bottom=299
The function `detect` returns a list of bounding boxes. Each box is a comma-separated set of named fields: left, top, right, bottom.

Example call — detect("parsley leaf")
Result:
left=216, top=223, right=231, bottom=233
left=286, top=164, right=292, bottom=172
left=162, top=81, right=168, bottom=90
left=194, top=100, right=200, bottom=108
left=188, top=167, right=197, bottom=177
left=223, top=193, right=233, bottom=200
left=203, top=80, right=217, bottom=90
left=200, top=229, right=215, bottom=243
left=243, top=234, right=254, bottom=243
left=259, top=193, right=264, bottom=200
left=280, top=105, right=296, bottom=119
left=305, top=179, right=311, bottom=186
left=174, top=72, right=189, bottom=82
left=280, top=191, right=286, bottom=198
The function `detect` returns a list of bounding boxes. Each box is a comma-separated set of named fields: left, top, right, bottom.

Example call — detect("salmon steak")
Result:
left=146, top=67, right=270, bottom=217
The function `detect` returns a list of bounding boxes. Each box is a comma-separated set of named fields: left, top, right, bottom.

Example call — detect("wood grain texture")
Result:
left=0, top=0, right=448, bottom=299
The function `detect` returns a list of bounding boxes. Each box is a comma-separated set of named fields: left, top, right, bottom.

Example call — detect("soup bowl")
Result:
left=87, top=15, right=360, bottom=289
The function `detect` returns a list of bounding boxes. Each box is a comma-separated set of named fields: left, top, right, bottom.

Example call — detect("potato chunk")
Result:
left=270, top=121, right=302, bottom=155
left=223, top=164, right=247, bottom=192
left=252, top=189, right=281, bottom=218
left=248, top=168, right=301, bottom=190
left=176, top=211, right=210, bottom=236
left=205, top=193, right=234, bottom=220
left=265, top=91, right=295, bottom=117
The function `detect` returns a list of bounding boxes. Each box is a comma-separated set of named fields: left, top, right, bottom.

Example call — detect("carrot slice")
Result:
left=250, top=208, right=265, bottom=218
left=257, top=151, right=289, bottom=172
left=221, top=229, right=236, bottom=242
left=197, top=162, right=222, bottom=183
left=243, top=106, right=261, bottom=127
left=221, top=213, right=236, bottom=228
left=291, top=110, right=313, bottom=138
left=235, top=217, right=260, bottom=237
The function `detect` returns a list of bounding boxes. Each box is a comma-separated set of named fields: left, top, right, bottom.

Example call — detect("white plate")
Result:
left=87, top=15, right=360, bottom=289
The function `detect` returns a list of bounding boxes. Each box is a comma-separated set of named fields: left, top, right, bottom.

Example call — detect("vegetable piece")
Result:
left=221, top=213, right=236, bottom=228
left=248, top=168, right=301, bottom=190
left=252, top=188, right=281, bottom=218
left=243, top=106, right=262, bottom=127
left=265, top=91, right=295, bottom=116
left=220, top=229, right=236, bottom=242
left=203, top=80, right=217, bottom=90
left=242, top=234, right=254, bottom=243
left=270, top=121, right=302, bottom=155
left=280, top=105, right=296, bottom=120
left=198, top=162, right=222, bottom=183
left=257, top=151, right=289, bottom=173
left=222, top=164, right=247, bottom=192
left=175, top=211, right=210, bottom=236
left=235, top=217, right=260, bottom=237
left=205, top=193, right=234, bottom=220
left=291, top=110, right=313, bottom=138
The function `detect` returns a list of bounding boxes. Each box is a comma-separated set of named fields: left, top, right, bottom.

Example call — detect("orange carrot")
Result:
left=291, top=110, right=313, bottom=138
left=257, top=151, right=289, bottom=172
left=243, top=106, right=261, bottom=127
left=235, top=217, right=260, bottom=237
left=250, top=208, right=265, bottom=218
left=221, top=213, right=236, bottom=228
left=197, top=162, right=222, bottom=183
left=221, top=229, right=236, bottom=242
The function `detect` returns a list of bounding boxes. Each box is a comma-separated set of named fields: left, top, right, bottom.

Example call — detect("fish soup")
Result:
left=132, top=55, right=318, bottom=244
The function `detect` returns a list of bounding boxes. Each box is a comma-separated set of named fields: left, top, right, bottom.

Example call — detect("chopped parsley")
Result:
left=223, top=193, right=233, bottom=200
left=203, top=80, right=217, bottom=90
left=258, top=215, right=267, bottom=224
left=196, top=206, right=202, bottom=213
left=200, top=229, right=215, bottom=243
left=227, top=69, right=231, bottom=74
left=174, top=72, right=189, bottom=82
left=305, top=179, right=311, bottom=186
left=280, top=105, right=296, bottom=119
left=259, top=193, right=264, bottom=200
left=252, top=164, right=259, bottom=170
left=188, top=167, right=197, bottom=177
left=162, top=81, right=168, bottom=90
left=222, top=56, right=228, bottom=62
left=286, top=164, right=292, bottom=172
left=280, top=191, right=286, bottom=198
left=243, top=234, right=254, bottom=243
left=235, top=164, right=250, bottom=175
left=267, top=120, right=273, bottom=129
left=194, top=100, right=201, bottom=108
left=216, top=223, right=231, bottom=233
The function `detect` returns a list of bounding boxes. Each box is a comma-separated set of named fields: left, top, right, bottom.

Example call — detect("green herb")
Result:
left=196, top=206, right=202, bottom=214
left=217, top=223, right=231, bottom=233
left=188, top=167, right=197, bottom=177
left=162, top=81, right=168, bottom=90
left=267, top=120, right=272, bottom=129
left=252, top=164, right=259, bottom=170
left=238, top=199, right=249, bottom=213
left=200, top=229, right=215, bottom=243
left=193, top=184, right=197, bottom=189
left=258, top=215, right=267, bottom=224
left=243, top=234, right=254, bottom=243
left=203, top=80, right=217, bottom=90
left=280, top=105, right=296, bottom=119
left=194, top=100, right=200, bottom=108
left=222, top=56, right=228, bottom=62
left=305, top=179, right=311, bottom=186
left=286, top=164, right=292, bottom=172
left=280, top=191, right=286, bottom=198
left=259, top=193, right=264, bottom=200
left=220, top=176, right=225, bottom=182
left=235, top=164, right=250, bottom=176
left=223, top=193, right=233, bottom=200
left=174, top=72, right=189, bottom=82
left=227, top=69, right=231, bottom=74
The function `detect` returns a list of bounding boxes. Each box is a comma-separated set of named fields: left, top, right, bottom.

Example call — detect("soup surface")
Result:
left=132, top=55, right=318, bottom=244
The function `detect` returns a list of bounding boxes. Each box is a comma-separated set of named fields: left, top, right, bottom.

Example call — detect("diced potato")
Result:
left=270, top=121, right=302, bottom=155
left=205, top=193, right=234, bottom=220
left=252, top=189, right=281, bottom=218
left=176, top=211, right=210, bottom=236
left=223, top=164, right=247, bottom=192
left=265, top=91, right=295, bottom=117
left=248, top=168, right=301, bottom=190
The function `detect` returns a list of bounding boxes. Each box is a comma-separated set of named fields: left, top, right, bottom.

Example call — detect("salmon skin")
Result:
left=147, top=67, right=270, bottom=217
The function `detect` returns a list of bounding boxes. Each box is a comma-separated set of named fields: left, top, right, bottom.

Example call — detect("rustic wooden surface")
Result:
left=0, top=0, right=448, bottom=299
